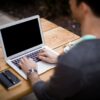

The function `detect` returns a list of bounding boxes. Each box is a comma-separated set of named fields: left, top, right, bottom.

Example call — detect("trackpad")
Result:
left=37, top=61, right=56, bottom=74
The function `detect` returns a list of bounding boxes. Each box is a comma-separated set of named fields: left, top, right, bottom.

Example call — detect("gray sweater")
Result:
left=33, top=39, right=100, bottom=100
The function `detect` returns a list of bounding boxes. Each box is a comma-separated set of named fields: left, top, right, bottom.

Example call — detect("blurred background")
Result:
left=0, top=0, right=81, bottom=36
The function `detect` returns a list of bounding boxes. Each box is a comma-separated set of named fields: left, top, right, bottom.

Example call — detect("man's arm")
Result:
left=19, top=47, right=83, bottom=100
left=31, top=54, right=82, bottom=100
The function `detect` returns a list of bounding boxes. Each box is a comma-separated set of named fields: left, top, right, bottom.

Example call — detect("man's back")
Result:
left=58, top=39, right=100, bottom=99
left=33, top=39, right=100, bottom=100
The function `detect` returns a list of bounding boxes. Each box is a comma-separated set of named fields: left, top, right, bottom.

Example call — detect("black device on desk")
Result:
left=0, top=69, right=21, bottom=90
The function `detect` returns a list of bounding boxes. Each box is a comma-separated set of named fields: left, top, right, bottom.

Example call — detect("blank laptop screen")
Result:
left=1, top=18, right=42, bottom=57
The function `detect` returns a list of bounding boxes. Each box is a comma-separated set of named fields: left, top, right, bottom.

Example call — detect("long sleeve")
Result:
left=32, top=39, right=100, bottom=100
left=32, top=54, right=82, bottom=100
left=33, top=81, right=54, bottom=100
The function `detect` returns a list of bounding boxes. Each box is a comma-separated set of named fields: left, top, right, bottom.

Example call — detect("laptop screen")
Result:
left=1, top=18, right=43, bottom=57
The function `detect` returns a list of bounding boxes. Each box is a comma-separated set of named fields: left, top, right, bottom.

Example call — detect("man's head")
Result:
left=69, top=0, right=100, bottom=22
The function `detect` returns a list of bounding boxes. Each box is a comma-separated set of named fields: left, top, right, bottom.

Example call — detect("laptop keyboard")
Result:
left=12, top=50, right=41, bottom=69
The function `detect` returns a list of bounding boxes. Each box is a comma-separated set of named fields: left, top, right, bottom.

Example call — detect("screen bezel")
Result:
left=0, top=15, right=44, bottom=60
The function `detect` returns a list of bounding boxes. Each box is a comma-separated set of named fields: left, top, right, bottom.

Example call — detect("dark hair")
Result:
left=76, top=0, right=100, bottom=17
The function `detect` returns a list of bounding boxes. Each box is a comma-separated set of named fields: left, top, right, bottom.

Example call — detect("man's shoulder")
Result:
left=65, top=39, right=100, bottom=58
left=71, top=39, right=100, bottom=52
left=58, top=39, right=100, bottom=68
left=73, top=39, right=100, bottom=55
left=76, top=39, right=100, bottom=48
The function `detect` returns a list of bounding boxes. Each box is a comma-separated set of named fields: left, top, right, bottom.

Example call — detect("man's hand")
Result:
left=19, top=57, right=37, bottom=74
left=19, top=57, right=40, bottom=85
left=38, top=49, right=58, bottom=64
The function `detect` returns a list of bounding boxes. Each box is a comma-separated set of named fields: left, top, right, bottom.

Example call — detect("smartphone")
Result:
left=0, top=70, right=21, bottom=90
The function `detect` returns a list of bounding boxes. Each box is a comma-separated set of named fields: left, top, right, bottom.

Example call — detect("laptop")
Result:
left=0, top=15, right=58, bottom=79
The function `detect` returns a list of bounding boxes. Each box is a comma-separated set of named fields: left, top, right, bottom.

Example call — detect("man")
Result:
left=19, top=0, right=100, bottom=99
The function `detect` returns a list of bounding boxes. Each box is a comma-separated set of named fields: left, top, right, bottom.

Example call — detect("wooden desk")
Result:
left=0, top=18, right=80, bottom=100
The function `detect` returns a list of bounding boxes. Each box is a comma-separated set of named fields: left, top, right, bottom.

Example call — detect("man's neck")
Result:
left=81, top=15, right=100, bottom=39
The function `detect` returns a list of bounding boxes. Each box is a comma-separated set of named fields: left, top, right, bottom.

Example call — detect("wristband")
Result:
left=27, top=68, right=38, bottom=77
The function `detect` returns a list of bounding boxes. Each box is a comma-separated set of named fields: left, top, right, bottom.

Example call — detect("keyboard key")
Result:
left=12, top=50, right=41, bottom=69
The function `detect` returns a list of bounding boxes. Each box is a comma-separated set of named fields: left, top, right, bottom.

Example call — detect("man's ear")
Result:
left=79, top=2, right=90, bottom=16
